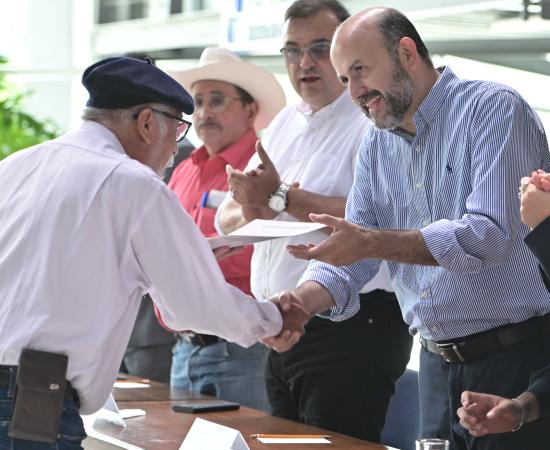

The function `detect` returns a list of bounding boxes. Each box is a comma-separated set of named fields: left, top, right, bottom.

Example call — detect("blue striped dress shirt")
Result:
left=300, top=66, right=550, bottom=341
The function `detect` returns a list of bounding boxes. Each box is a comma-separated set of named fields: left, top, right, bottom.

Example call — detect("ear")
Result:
left=244, top=101, right=259, bottom=128
left=135, top=108, right=154, bottom=144
left=397, top=37, right=418, bottom=70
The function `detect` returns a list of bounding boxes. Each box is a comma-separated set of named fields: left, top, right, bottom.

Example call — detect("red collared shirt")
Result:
left=168, top=129, right=257, bottom=295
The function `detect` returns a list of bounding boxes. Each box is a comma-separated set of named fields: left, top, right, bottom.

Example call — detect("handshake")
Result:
left=262, top=291, right=312, bottom=353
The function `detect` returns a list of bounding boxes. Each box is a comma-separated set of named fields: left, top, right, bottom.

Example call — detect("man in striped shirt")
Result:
left=267, top=7, right=550, bottom=450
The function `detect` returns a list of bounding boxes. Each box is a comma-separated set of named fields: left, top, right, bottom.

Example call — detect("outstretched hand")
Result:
left=457, top=391, right=524, bottom=436
left=262, top=291, right=311, bottom=352
left=287, top=213, right=369, bottom=266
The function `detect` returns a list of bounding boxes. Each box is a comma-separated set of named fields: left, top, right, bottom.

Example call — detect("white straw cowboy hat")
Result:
left=171, top=47, right=286, bottom=130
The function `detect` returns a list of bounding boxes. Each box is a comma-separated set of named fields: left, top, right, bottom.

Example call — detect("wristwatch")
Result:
left=268, top=182, right=291, bottom=213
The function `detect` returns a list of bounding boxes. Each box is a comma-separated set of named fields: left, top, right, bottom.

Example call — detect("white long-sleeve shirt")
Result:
left=0, top=121, right=281, bottom=414
left=216, top=91, right=392, bottom=300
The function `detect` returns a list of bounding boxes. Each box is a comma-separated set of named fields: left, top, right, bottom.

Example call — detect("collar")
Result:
left=190, top=128, right=257, bottom=166
left=296, top=90, right=352, bottom=123
left=413, top=66, right=455, bottom=127
left=79, top=120, right=127, bottom=156
left=69, top=121, right=158, bottom=177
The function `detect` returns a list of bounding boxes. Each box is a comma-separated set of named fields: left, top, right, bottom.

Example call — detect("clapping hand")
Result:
left=226, top=141, right=281, bottom=208
left=520, top=170, right=550, bottom=229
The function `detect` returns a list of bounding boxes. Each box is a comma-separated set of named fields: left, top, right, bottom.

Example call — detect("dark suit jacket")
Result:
left=524, top=215, right=550, bottom=418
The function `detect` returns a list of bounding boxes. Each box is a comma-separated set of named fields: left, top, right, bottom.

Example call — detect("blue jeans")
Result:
left=171, top=339, right=270, bottom=411
left=0, top=366, right=86, bottom=450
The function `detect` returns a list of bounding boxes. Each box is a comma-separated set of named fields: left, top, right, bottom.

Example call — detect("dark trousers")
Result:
left=419, top=337, right=550, bottom=450
left=265, top=290, right=412, bottom=442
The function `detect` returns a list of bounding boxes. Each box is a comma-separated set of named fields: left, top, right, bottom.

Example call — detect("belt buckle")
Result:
left=180, top=332, right=207, bottom=346
left=437, top=342, right=466, bottom=362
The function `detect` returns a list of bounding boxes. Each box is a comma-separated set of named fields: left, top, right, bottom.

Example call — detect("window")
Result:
left=170, top=0, right=212, bottom=15
left=97, top=0, right=148, bottom=24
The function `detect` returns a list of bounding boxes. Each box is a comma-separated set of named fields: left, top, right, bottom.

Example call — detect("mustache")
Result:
left=197, top=119, right=221, bottom=129
left=358, top=90, right=382, bottom=108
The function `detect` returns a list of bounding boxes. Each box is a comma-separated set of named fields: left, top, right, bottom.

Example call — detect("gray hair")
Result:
left=81, top=102, right=170, bottom=134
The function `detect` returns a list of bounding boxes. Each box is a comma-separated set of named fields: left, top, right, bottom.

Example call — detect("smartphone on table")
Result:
left=172, top=400, right=240, bottom=413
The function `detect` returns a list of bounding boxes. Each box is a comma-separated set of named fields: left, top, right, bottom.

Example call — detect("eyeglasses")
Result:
left=150, top=108, right=192, bottom=143
left=193, top=93, right=244, bottom=114
left=279, top=42, right=331, bottom=65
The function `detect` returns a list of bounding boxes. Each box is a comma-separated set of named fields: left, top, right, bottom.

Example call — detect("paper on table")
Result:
left=208, top=219, right=326, bottom=249
left=113, top=381, right=151, bottom=389
left=180, top=418, right=249, bottom=450
left=256, top=437, right=331, bottom=444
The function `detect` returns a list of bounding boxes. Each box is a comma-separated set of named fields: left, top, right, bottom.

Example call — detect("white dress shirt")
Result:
left=0, top=121, right=281, bottom=414
left=216, top=91, right=392, bottom=300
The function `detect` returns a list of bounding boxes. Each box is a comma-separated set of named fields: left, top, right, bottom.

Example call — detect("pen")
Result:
left=250, top=434, right=331, bottom=439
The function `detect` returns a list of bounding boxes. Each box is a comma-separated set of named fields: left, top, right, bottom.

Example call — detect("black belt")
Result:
left=177, top=332, right=222, bottom=347
left=0, top=366, right=79, bottom=403
left=420, top=313, right=550, bottom=363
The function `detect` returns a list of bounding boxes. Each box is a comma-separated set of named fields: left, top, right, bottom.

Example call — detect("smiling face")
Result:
left=331, top=18, right=415, bottom=130
left=282, top=10, right=345, bottom=111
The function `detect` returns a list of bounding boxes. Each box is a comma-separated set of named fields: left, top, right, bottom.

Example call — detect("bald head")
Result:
left=330, top=8, right=438, bottom=133
left=333, top=8, right=432, bottom=68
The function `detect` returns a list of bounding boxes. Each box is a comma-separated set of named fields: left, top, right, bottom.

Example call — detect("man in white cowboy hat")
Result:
left=166, top=47, right=285, bottom=411
left=216, top=0, right=412, bottom=442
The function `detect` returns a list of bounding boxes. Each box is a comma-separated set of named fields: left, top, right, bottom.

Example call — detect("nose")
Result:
left=193, top=105, right=213, bottom=121
left=348, top=79, right=366, bottom=103
left=299, top=48, right=317, bottom=70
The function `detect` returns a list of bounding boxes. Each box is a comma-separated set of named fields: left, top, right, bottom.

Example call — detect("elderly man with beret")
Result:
left=165, top=47, right=285, bottom=411
left=0, top=57, right=302, bottom=449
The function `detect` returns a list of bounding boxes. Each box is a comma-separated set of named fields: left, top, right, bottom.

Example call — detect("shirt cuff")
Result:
left=298, top=262, right=360, bottom=322
left=421, top=219, right=482, bottom=273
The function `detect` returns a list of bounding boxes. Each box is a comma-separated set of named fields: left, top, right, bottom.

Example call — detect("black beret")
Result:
left=82, top=56, right=194, bottom=114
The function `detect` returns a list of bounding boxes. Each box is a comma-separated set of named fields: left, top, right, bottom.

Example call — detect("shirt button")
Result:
left=415, top=145, right=421, bottom=152
left=420, top=291, right=428, bottom=299
left=432, top=325, right=439, bottom=333
left=415, top=182, right=423, bottom=189
left=422, top=219, right=430, bottom=226
left=263, top=289, right=270, bottom=299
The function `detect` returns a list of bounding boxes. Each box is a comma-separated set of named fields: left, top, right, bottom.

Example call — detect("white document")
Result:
left=256, top=437, right=331, bottom=444
left=179, top=418, right=249, bottom=450
left=208, top=219, right=325, bottom=249
left=113, top=381, right=151, bottom=389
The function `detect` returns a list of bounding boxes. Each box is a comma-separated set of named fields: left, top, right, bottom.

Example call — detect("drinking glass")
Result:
left=415, top=438, right=450, bottom=450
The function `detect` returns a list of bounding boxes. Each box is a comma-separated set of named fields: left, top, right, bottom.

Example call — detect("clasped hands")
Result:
left=520, top=169, right=550, bottom=229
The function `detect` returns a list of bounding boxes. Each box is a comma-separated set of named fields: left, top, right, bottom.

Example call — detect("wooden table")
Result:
left=84, top=376, right=397, bottom=450
left=113, top=378, right=208, bottom=402
left=89, top=400, right=396, bottom=450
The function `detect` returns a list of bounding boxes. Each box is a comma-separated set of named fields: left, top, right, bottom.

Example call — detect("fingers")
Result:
left=213, top=245, right=244, bottom=260
left=309, top=213, right=342, bottom=229
left=255, top=140, right=273, bottom=168
left=461, top=391, right=479, bottom=407
left=540, top=178, right=550, bottom=192
left=287, top=243, right=316, bottom=260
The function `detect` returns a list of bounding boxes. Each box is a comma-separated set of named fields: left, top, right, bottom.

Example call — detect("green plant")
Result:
left=0, top=55, right=59, bottom=160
